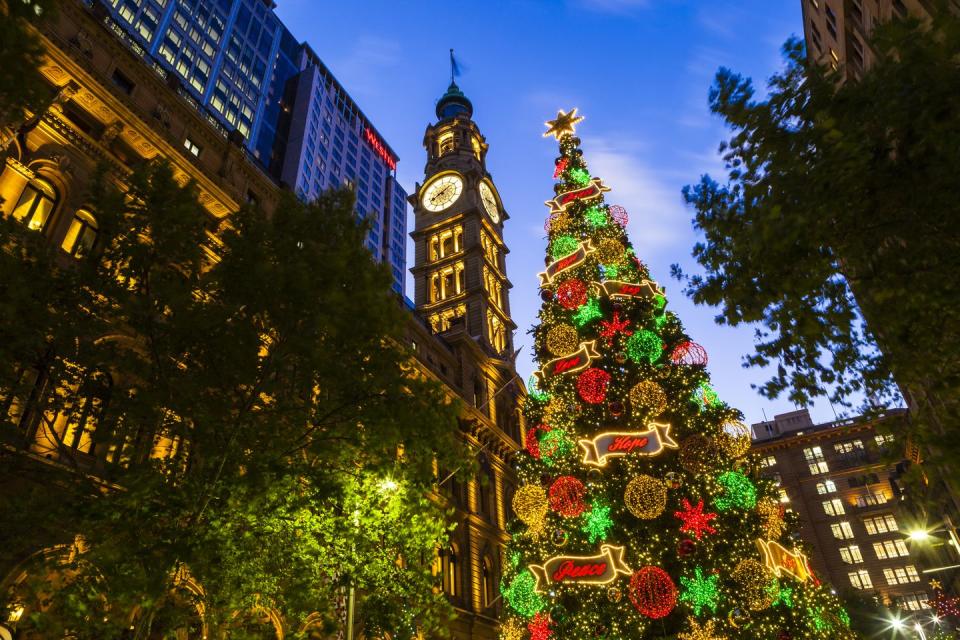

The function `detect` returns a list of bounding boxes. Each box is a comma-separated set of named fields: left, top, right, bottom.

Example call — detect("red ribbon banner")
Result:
left=528, top=545, right=632, bottom=592
left=538, top=240, right=596, bottom=286
left=534, top=341, right=600, bottom=385
left=544, top=178, right=610, bottom=214
left=593, top=279, right=664, bottom=300
left=755, top=539, right=817, bottom=584
left=578, top=422, right=679, bottom=467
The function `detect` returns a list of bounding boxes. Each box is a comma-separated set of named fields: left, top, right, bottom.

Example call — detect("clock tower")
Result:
left=410, top=80, right=515, bottom=358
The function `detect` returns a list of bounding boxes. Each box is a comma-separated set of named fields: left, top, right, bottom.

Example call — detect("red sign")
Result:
left=364, top=127, right=397, bottom=170
left=538, top=240, right=596, bottom=286
left=528, top=545, right=631, bottom=592
left=534, top=341, right=600, bottom=385
left=593, top=279, right=664, bottom=300
left=544, top=178, right=610, bottom=214
left=553, top=560, right=609, bottom=582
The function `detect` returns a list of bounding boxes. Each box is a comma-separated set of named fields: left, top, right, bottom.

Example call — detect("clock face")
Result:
left=479, top=182, right=500, bottom=223
left=421, top=174, right=464, bottom=212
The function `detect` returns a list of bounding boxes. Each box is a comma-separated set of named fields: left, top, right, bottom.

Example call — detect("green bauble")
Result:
left=625, top=330, right=663, bottom=364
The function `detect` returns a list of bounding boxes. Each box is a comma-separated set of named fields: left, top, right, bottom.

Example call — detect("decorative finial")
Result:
left=544, top=108, right=584, bottom=140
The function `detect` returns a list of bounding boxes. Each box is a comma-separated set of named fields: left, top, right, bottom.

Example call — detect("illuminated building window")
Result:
left=471, top=136, right=482, bottom=160
left=482, top=555, right=496, bottom=607
left=429, top=263, right=465, bottom=303
left=429, top=305, right=466, bottom=333
left=803, top=446, right=829, bottom=475
left=898, top=593, right=931, bottom=611
left=883, top=566, right=920, bottom=585
left=875, top=433, right=894, bottom=447
left=778, top=488, right=789, bottom=503
left=873, top=539, right=909, bottom=559
left=822, top=498, right=845, bottom=516
left=834, top=439, right=864, bottom=455
left=61, top=210, right=99, bottom=258
left=184, top=137, right=201, bottom=157
left=855, top=492, right=889, bottom=507
left=863, top=514, right=898, bottom=535
left=438, top=131, right=455, bottom=156
left=443, top=544, right=459, bottom=597
left=480, top=230, right=500, bottom=270
left=848, top=570, right=873, bottom=590
left=839, top=545, right=863, bottom=564
left=487, top=310, right=506, bottom=353
left=483, top=266, right=502, bottom=308
left=832, top=521, right=855, bottom=540
left=429, top=225, right=463, bottom=261
left=816, top=479, right=838, bottom=494
left=760, top=455, right=777, bottom=467
left=12, top=178, right=58, bottom=232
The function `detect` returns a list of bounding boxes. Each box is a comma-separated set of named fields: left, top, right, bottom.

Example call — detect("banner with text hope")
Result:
left=578, top=422, right=679, bottom=467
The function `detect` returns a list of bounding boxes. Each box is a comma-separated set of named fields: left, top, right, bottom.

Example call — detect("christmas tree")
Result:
left=500, top=109, right=857, bottom=640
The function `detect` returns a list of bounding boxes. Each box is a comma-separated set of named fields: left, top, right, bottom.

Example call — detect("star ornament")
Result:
left=679, top=567, right=721, bottom=616
left=674, top=498, right=718, bottom=540
left=598, top=311, right=633, bottom=346
left=544, top=108, right=585, bottom=140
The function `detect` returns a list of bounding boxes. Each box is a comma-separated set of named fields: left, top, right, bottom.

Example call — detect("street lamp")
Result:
left=909, top=529, right=932, bottom=542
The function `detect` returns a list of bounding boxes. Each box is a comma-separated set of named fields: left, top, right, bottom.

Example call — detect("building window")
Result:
left=429, top=226, right=463, bottom=261
left=875, top=433, right=895, bottom=447
left=898, top=593, right=930, bottom=611
left=883, top=566, right=921, bottom=585
left=444, top=545, right=459, bottom=597
left=873, top=539, right=909, bottom=559
left=816, top=479, right=838, bottom=494
left=761, top=455, right=777, bottom=467
left=834, top=439, right=865, bottom=455
left=184, top=137, right=201, bottom=157
left=832, top=522, right=855, bottom=540
left=803, top=446, right=829, bottom=475
left=863, top=514, right=899, bottom=535
left=482, top=556, right=496, bottom=608
left=839, top=545, right=863, bottom=564
left=429, top=304, right=466, bottom=333
left=61, top=371, right=112, bottom=455
left=487, top=309, right=507, bottom=353
left=12, top=179, right=58, bottom=232
left=822, top=499, right=846, bottom=516
left=778, top=488, right=790, bottom=503
left=855, top=492, right=889, bottom=508
left=438, top=131, right=455, bottom=156
left=61, top=209, right=99, bottom=258
left=848, top=570, right=873, bottom=590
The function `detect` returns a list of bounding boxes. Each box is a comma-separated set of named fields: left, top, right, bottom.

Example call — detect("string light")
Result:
left=556, top=279, right=588, bottom=310
left=608, top=204, right=629, bottom=227
left=550, top=235, right=580, bottom=260
left=625, top=330, right=663, bottom=364
left=572, top=297, right=603, bottom=327
left=678, top=619, right=727, bottom=640
left=714, top=470, right=757, bottom=511
left=546, top=324, right=580, bottom=355
left=577, top=367, right=611, bottom=404
left=732, top=558, right=777, bottom=610
left=628, top=566, right=677, bottom=619
left=670, top=340, right=709, bottom=366
left=581, top=501, right=614, bottom=543
left=674, top=498, right=718, bottom=540
left=630, top=380, right=667, bottom=416
left=624, top=475, right=667, bottom=519
left=584, top=205, right=608, bottom=227
left=679, top=566, right=721, bottom=616
left=540, top=429, right=573, bottom=466
left=503, top=571, right=546, bottom=617
left=513, top=485, right=549, bottom=528
left=596, top=238, right=625, bottom=265
left=719, top=419, right=751, bottom=458
left=549, top=476, right=587, bottom=517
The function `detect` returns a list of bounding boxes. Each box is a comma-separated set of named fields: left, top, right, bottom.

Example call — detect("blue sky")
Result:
left=275, top=0, right=843, bottom=427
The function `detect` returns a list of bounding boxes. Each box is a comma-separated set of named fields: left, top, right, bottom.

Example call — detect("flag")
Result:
left=450, top=49, right=462, bottom=79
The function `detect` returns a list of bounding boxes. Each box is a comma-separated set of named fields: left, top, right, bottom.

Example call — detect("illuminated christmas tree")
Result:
left=500, top=109, right=857, bottom=640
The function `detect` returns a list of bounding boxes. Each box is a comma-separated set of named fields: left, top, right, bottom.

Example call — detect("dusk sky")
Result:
left=274, top=1, right=843, bottom=427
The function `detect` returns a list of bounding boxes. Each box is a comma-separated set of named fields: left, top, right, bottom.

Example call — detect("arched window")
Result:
left=481, top=555, right=496, bottom=608
left=445, top=544, right=459, bottom=597
left=60, top=209, right=99, bottom=258
left=12, top=178, right=58, bottom=232
left=63, top=371, right=112, bottom=454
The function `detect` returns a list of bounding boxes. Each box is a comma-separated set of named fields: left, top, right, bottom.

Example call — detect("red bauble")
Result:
left=556, top=279, right=588, bottom=310
left=549, top=476, right=587, bottom=517
left=628, top=566, right=677, bottom=619
left=577, top=368, right=611, bottom=404
left=526, top=426, right=542, bottom=458
left=553, top=157, right=570, bottom=180
left=677, top=538, right=696, bottom=557
left=608, top=204, right=629, bottom=227
left=669, top=340, right=708, bottom=366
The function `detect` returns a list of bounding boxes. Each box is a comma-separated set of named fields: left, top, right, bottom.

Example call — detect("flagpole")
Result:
left=449, top=48, right=455, bottom=84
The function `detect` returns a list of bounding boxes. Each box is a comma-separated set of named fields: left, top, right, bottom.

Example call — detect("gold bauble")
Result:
left=624, top=475, right=667, bottom=519
left=678, top=619, right=727, bottom=640
left=596, top=238, right=626, bottom=265
left=512, top=485, right=549, bottom=530
left=756, top=497, right=786, bottom=539
left=546, top=324, right=580, bottom=356
left=678, top=434, right=719, bottom=473
left=543, top=398, right=570, bottom=428
left=719, top=419, right=751, bottom=458
left=731, top=558, right=776, bottom=611
left=500, top=617, right=525, bottom=640
left=548, top=211, right=574, bottom=233
left=629, top=380, right=667, bottom=416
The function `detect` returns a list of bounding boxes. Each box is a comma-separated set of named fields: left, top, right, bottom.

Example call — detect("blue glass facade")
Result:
left=95, top=0, right=407, bottom=294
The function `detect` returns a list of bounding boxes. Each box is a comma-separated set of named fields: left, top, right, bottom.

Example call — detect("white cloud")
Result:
left=581, top=135, right=688, bottom=263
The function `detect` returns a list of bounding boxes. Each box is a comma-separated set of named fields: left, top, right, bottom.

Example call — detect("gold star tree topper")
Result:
left=544, top=108, right=584, bottom=140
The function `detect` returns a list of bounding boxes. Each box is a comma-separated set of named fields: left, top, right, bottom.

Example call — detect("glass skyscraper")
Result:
left=93, top=0, right=407, bottom=293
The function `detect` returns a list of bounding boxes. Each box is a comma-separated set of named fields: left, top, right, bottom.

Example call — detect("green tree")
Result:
left=0, top=0, right=58, bottom=140
left=676, top=10, right=960, bottom=464
left=0, top=162, right=464, bottom=639
left=499, top=114, right=856, bottom=639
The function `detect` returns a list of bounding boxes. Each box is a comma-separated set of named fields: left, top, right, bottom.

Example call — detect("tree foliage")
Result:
left=0, top=162, right=464, bottom=639
left=0, top=0, right=57, bottom=128
left=676, top=10, right=960, bottom=456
